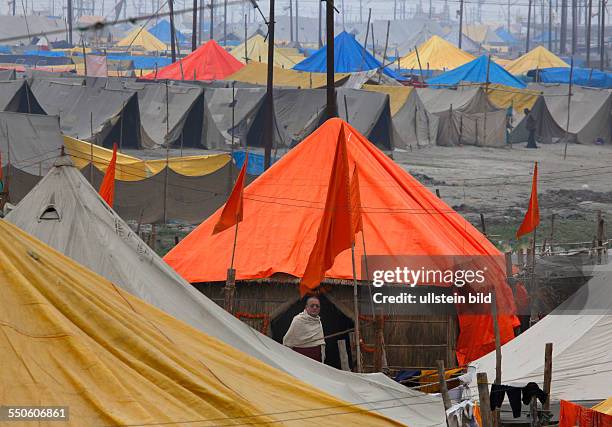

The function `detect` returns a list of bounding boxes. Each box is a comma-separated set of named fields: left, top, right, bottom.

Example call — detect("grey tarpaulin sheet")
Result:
left=529, top=83, right=612, bottom=144
left=509, top=96, right=566, bottom=144
left=0, top=112, right=63, bottom=175
left=0, top=80, right=45, bottom=113
left=31, top=78, right=141, bottom=148
left=1, top=165, right=41, bottom=202
left=108, top=80, right=205, bottom=149
left=6, top=158, right=446, bottom=426
left=0, top=69, right=16, bottom=80
left=0, top=15, right=66, bottom=43
left=392, top=89, right=439, bottom=147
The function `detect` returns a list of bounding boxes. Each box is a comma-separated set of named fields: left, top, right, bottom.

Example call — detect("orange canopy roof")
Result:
left=165, top=118, right=517, bottom=364
left=142, top=39, right=244, bottom=80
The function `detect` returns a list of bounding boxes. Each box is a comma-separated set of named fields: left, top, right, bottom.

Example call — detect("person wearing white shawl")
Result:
left=283, top=296, right=326, bottom=363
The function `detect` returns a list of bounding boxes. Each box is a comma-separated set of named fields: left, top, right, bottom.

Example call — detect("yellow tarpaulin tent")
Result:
left=505, top=46, right=569, bottom=75
left=486, top=84, right=541, bottom=112
left=593, top=397, right=612, bottom=415
left=398, top=35, right=475, bottom=71
left=463, top=24, right=492, bottom=44
left=225, top=61, right=348, bottom=88
left=362, top=85, right=413, bottom=116
left=0, top=220, right=399, bottom=426
left=116, top=26, right=167, bottom=51
left=228, top=34, right=304, bottom=68
left=63, top=135, right=231, bottom=180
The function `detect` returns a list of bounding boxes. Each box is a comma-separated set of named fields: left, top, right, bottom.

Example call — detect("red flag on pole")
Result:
left=98, top=143, right=118, bottom=207
left=516, top=162, right=540, bottom=238
left=213, top=154, right=248, bottom=235
left=300, top=124, right=361, bottom=295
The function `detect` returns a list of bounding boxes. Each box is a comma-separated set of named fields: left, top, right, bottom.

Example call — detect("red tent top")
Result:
left=142, top=39, right=244, bottom=81
left=164, top=118, right=517, bottom=363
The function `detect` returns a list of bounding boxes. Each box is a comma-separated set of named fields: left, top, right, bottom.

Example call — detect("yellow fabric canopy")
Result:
left=592, top=397, right=612, bottom=415
left=228, top=34, right=304, bottom=68
left=225, top=61, right=348, bottom=88
left=0, top=220, right=399, bottom=426
left=486, top=84, right=540, bottom=112
left=398, top=35, right=475, bottom=71
left=116, top=26, right=166, bottom=51
left=362, top=85, right=413, bottom=116
left=63, top=135, right=231, bottom=180
left=505, top=45, right=569, bottom=75
left=463, top=24, right=491, bottom=44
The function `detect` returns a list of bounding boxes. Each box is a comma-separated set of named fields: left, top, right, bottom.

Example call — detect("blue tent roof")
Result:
left=426, top=55, right=526, bottom=88
left=538, top=67, right=612, bottom=88
left=149, top=20, right=187, bottom=44
left=292, top=31, right=405, bottom=80
left=495, top=28, right=519, bottom=44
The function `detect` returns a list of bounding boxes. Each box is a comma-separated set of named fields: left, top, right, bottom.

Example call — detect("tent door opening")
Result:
left=271, top=295, right=354, bottom=370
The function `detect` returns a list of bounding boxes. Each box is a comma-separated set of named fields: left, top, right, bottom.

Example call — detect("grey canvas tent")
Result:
left=0, top=15, right=66, bottom=44
left=0, top=80, right=45, bottom=114
left=508, top=95, right=566, bottom=144
left=6, top=156, right=447, bottom=427
left=0, top=69, right=16, bottom=80
left=0, top=112, right=63, bottom=175
left=529, top=83, right=612, bottom=144
left=419, top=86, right=507, bottom=147
left=393, top=89, right=439, bottom=147
left=470, top=262, right=612, bottom=402
left=30, top=78, right=141, bottom=148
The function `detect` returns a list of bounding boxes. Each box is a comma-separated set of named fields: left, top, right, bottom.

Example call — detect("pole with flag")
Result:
left=99, top=143, right=118, bottom=207
left=516, top=161, right=540, bottom=326
left=300, top=123, right=364, bottom=372
left=213, top=153, right=248, bottom=314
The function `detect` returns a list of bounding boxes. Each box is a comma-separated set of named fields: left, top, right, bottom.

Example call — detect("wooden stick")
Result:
left=436, top=360, right=452, bottom=415
left=224, top=267, right=236, bottom=314
left=543, top=342, right=553, bottom=412
left=477, top=372, right=494, bottom=427
left=530, top=395, right=540, bottom=426
left=350, top=244, right=363, bottom=373
left=480, top=213, right=487, bottom=236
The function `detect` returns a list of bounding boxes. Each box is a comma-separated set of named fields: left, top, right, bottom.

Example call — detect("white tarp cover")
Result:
left=469, top=262, right=612, bottom=401
left=7, top=157, right=446, bottom=427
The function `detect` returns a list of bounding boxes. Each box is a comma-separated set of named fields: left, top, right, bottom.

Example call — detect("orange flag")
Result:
left=300, top=124, right=360, bottom=295
left=98, top=143, right=118, bottom=207
left=516, top=162, right=540, bottom=238
left=351, top=165, right=363, bottom=237
left=212, top=154, right=248, bottom=235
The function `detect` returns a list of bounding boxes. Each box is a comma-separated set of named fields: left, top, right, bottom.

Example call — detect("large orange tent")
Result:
left=142, top=39, right=244, bottom=80
left=164, top=118, right=517, bottom=364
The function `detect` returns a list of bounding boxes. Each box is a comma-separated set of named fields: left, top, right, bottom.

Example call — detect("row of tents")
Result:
left=2, top=117, right=610, bottom=426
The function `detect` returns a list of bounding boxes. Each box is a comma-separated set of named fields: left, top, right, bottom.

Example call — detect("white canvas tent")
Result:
left=469, top=262, right=612, bottom=402
left=7, top=156, right=446, bottom=427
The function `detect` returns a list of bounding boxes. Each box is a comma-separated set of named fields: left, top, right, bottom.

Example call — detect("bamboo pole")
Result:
left=563, top=58, right=573, bottom=160
left=477, top=372, right=494, bottom=427
left=377, top=20, right=390, bottom=84
left=351, top=244, right=363, bottom=373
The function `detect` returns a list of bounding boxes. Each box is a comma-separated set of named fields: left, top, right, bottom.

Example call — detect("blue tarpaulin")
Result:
left=107, top=55, right=172, bottom=69
left=232, top=151, right=276, bottom=176
left=0, top=45, right=11, bottom=54
left=149, top=20, right=187, bottom=44
left=426, top=55, right=526, bottom=88
left=495, top=28, right=519, bottom=44
left=24, top=49, right=66, bottom=57
left=293, top=31, right=405, bottom=80
left=538, top=67, right=612, bottom=88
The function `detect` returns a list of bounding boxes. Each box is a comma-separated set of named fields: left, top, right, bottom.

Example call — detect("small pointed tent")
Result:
left=427, top=55, right=527, bottom=88
left=398, top=35, right=476, bottom=71
left=142, top=40, right=244, bottom=80
left=228, top=33, right=303, bottom=68
left=293, top=31, right=404, bottom=80
left=116, top=26, right=167, bottom=51
left=6, top=156, right=446, bottom=426
left=0, top=219, right=401, bottom=426
left=148, top=19, right=187, bottom=45
left=165, top=118, right=517, bottom=364
left=505, top=46, right=569, bottom=75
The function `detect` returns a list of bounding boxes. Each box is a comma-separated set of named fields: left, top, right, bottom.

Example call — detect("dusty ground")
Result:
left=395, top=142, right=612, bottom=248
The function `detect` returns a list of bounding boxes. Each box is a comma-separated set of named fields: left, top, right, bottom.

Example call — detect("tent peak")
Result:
left=53, top=154, right=74, bottom=168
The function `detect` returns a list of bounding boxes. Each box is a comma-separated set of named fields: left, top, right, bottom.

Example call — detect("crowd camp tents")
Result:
left=529, top=83, right=612, bottom=144
left=427, top=55, right=527, bottom=88
left=5, top=156, right=446, bottom=426
left=470, top=262, right=612, bottom=402
left=398, top=35, right=476, bottom=72
left=165, top=118, right=518, bottom=368
left=148, top=19, right=187, bottom=45
left=225, top=61, right=347, bottom=88
left=115, top=26, right=167, bottom=51
left=0, top=80, right=45, bottom=113
left=143, top=40, right=244, bottom=81
left=0, top=218, right=406, bottom=427
left=293, top=31, right=404, bottom=80
left=229, top=33, right=303, bottom=68
left=418, top=86, right=508, bottom=146
left=505, top=46, right=569, bottom=75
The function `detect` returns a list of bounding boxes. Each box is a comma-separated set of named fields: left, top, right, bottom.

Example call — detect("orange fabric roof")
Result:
left=142, top=39, right=243, bottom=81
left=165, top=118, right=517, bottom=364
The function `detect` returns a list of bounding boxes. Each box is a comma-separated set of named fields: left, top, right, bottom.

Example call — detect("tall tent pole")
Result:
left=561, top=0, right=568, bottom=53
left=549, top=0, right=553, bottom=50
left=296, top=0, right=299, bottom=44
left=169, top=0, right=177, bottom=62
left=325, top=0, right=336, bottom=120
left=192, top=0, right=198, bottom=51
left=350, top=243, right=363, bottom=373
left=483, top=55, right=491, bottom=147
left=67, top=0, right=73, bottom=44
left=223, top=0, right=227, bottom=46
left=318, top=0, right=322, bottom=48
left=264, top=0, right=275, bottom=170
left=600, top=0, right=605, bottom=70
left=563, top=58, right=573, bottom=160
left=244, top=13, right=248, bottom=62
left=586, top=0, right=592, bottom=66
left=210, top=0, right=214, bottom=39
left=378, top=20, right=390, bottom=84
left=572, top=0, right=577, bottom=54
left=164, top=80, right=170, bottom=224
left=357, top=8, right=371, bottom=73
left=458, top=0, right=464, bottom=48
left=289, top=0, right=293, bottom=43
left=527, top=0, right=533, bottom=51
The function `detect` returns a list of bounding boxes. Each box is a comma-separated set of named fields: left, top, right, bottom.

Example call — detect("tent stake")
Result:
left=477, top=372, right=494, bottom=426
